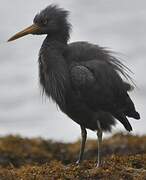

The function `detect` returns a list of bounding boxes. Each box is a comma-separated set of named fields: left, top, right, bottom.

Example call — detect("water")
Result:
left=0, top=0, right=145, bottom=142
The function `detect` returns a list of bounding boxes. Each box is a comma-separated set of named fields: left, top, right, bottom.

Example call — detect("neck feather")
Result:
left=39, top=37, right=69, bottom=110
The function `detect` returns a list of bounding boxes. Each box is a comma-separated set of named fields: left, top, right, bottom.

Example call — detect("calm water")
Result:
left=0, top=0, right=145, bottom=141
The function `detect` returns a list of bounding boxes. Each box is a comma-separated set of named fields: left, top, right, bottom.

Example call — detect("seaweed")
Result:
left=0, top=133, right=145, bottom=179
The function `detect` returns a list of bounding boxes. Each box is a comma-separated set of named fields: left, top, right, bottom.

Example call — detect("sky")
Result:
left=0, top=0, right=145, bottom=141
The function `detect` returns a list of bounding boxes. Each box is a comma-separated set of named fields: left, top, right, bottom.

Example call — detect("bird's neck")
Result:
left=39, top=36, right=69, bottom=111
left=42, top=35, right=67, bottom=50
left=45, top=30, right=69, bottom=44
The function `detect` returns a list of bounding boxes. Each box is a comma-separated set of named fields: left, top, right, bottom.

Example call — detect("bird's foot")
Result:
left=76, top=159, right=82, bottom=165
left=96, top=162, right=100, bottom=168
left=96, top=160, right=103, bottom=168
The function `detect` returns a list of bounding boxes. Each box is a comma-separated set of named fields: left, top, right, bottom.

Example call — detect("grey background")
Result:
left=0, top=0, right=145, bottom=141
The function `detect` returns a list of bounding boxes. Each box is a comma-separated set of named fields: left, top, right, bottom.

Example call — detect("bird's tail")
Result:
left=126, top=111, right=140, bottom=120
left=115, top=114, right=132, bottom=132
left=123, top=94, right=140, bottom=120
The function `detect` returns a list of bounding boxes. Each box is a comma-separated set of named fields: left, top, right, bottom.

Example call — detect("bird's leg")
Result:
left=96, top=120, right=103, bottom=167
left=76, top=126, right=87, bottom=164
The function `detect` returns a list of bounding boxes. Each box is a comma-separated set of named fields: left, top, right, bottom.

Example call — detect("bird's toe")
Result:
left=76, top=159, right=82, bottom=165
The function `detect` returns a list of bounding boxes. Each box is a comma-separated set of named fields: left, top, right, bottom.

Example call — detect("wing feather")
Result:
left=70, top=60, right=139, bottom=131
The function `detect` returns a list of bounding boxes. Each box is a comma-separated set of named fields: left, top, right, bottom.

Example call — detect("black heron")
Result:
left=8, top=5, right=140, bottom=167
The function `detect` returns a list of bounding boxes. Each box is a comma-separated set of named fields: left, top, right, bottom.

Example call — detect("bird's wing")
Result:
left=67, top=42, right=135, bottom=88
left=70, top=60, right=139, bottom=131
left=70, top=60, right=123, bottom=110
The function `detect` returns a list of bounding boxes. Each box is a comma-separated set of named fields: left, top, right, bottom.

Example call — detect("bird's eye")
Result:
left=43, top=19, right=48, bottom=25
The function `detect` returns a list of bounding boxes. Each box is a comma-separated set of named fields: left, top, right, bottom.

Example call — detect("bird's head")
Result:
left=8, top=5, right=71, bottom=42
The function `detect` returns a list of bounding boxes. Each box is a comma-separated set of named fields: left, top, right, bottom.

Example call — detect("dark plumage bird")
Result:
left=8, top=5, right=140, bottom=167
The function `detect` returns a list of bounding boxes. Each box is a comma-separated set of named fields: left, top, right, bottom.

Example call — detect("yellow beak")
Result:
left=8, top=24, right=41, bottom=42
